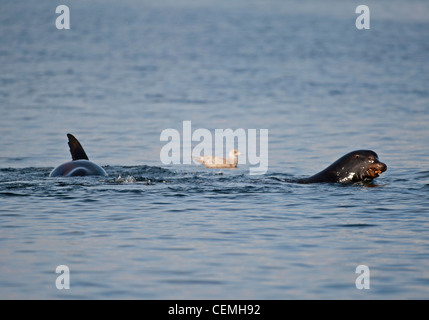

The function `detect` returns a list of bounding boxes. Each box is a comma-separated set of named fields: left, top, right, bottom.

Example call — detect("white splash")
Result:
left=115, top=175, right=137, bottom=183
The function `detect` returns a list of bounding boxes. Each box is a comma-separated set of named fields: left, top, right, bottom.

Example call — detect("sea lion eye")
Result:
left=353, top=154, right=359, bottom=159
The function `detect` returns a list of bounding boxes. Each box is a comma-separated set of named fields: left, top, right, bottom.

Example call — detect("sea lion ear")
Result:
left=67, top=133, right=89, bottom=161
left=353, top=154, right=360, bottom=159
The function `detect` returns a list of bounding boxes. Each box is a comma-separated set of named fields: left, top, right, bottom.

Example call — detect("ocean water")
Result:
left=0, top=0, right=428, bottom=299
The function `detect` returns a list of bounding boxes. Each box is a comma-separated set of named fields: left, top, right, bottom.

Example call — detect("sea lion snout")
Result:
left=367, top=161, right=387, bottom=178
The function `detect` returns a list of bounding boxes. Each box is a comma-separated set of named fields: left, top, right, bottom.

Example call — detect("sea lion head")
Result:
left=336, top=150, right=387, bottom=183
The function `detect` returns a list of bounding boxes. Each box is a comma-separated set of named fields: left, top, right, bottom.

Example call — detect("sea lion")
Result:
left=194, top=149, right=242, bottom=169
left=50, top=133, right=107, bottom=177
left=298, top=150, right=386, bottom=184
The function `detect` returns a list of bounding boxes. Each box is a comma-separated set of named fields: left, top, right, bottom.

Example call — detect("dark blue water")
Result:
left=1, top=0, right=428, bottom=299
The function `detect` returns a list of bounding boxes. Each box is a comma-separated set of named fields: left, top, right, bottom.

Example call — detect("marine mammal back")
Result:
left=50, top=134, right=107, bottom=177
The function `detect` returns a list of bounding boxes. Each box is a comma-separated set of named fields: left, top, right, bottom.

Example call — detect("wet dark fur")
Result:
left=298, top=150, right=387, bottom=184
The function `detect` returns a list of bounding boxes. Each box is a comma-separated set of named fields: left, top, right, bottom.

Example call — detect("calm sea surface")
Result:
left=0, top=0, right=428, bottom=299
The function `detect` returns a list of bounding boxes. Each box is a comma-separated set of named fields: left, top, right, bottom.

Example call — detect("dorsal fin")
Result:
left=67, top=133, right=89, bottom=161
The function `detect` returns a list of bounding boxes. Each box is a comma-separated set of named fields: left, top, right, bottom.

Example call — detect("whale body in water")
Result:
left=50, top=134, right=107, bottom=177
